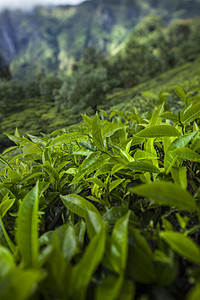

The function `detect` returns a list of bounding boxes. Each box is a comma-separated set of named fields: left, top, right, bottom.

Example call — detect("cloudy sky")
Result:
left=0, top=0, right=86, bottom=11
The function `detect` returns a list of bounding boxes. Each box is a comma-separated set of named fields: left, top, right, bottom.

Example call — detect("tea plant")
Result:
left=0, top=85, right=200, bottom=299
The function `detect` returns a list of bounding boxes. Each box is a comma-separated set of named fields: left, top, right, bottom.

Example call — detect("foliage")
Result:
left=1, top=0, right=200, bottom=79
left=56, top=64, right=109, bottom=114
left=0, top=83, right=200, bottom=299
left=109, top=16, right=200, bottom=88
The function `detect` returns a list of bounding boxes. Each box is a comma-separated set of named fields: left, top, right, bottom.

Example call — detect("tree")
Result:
left=57, top=64, right=109, bottom=114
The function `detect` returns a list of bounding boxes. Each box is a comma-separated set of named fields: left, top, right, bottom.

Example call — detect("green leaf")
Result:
left=61, top=194, right=100, bottom=218
left=2, top=269, right=45, bottom=300
left=43, top=161, right=59, bottom=182
left=92, top=114, right=104, bottom=150
left=160, top=232, right=200, bottom=264
left=154, top=250, right=178, bottom=286
left=16, top=182, right=39, bottom=267
left=0, top=194, right=15, bottom=218
left=112, top=211, right=130, bottom=272
left=104, top=206, right=139, bottom=226
left=174, top=86, right=186, bottom=101
left=20, top=172, right=45, bottom=183
left=119, top=279, right=135, bottom=300
left=182, top=102, right=200, bottom=123
left=134, top=150, right=158, bottom=160
left=71, top=154, right=110, bottom=185
left=104, top=206, right=129, bottom=225
left=167, top=131, right=198, bottom=152
left=170, top=147, right=200, bottom=162
left=6, top=169, right=22, bottom=183
left=109, top=178, right=125, bottom=192
left=187, top=283, right=200, bottom=300
left=0, top=217, right=16, bottom=255
left=101, top=121, right=126, bottom=138
left=130, top=182, right=196, bottom=211
left=0, top=246, right=15, bottom=278
left=135, top=125, right=181, bottom=138
left=164, top=131, right=198, bottom=172
left=104, top=211, right=131, bottom=273
left=80, top=151, right=101, bottom=171
left=148, top=102, right=164, bottom=127
left=127, top=161, right=160, bottom=173
left=54, top=224, right=78, bottom=261
left=23, top=142, right=43, bottom=157
left=70, top=227, right=106, bottom=300
left=0, top=155, right=13, bottom=170
left=86, top=210, right=103, bottom=239
left=160, top=112, right=179, bottom=123
left=171, top=167, right=187, bottom=189
left=49, top=132, right=85, bottom=147
left=81, top=114, right=92, bottom=126
left=85, top=177, right=105, bottom=188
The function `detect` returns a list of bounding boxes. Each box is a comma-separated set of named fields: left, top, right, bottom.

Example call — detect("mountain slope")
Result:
left=0, top=0, right=200, bottom=79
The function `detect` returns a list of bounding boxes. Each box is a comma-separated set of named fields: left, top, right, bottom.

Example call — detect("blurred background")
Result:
left=0, top=0, right=200, bottom=149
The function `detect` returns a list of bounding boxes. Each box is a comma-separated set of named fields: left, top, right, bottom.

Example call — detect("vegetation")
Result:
left=0, top=83, right=200, bottom=299
left=1, top=15, right=200, bottom=149
left=1, top=0, right=200, bottom=79
left=0, top=2, right=200, bottom=299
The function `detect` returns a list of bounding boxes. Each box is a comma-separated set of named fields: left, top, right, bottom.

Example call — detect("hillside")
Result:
left=0, top=56, right=200, bottom=300
left=1, top=0, right=200, bottom=79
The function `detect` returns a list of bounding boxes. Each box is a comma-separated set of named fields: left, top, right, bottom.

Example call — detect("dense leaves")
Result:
left=0, top=84, right=200, bottom=300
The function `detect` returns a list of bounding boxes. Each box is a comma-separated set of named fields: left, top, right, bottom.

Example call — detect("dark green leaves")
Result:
left=61, top=194, right=100, bottom=218
left=127, top=229, right=156, bottom=283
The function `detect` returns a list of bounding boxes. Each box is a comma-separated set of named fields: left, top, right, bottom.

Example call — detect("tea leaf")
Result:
left=96, top=275, right=123, bottom=300
left=135, top=125, right=181, bottom=138
left=170, top=147, right=200, bottom=162
left=71, top=227, right=106, bottom=300
left=92, top=114, right=104, bottom=150
left=182, top=102, right=200, bottom=123
left=127, top=161, right=160, bottom=173
left=17, top=182, right=39, bottom=267
left=131, top=182, right=196, bottom=211
left=160, top=232, right=200, bottom=264
left=0, top=246, right=15, bottom=278
left=50, top=132, right=85, bottom=147
left=174, top=86, right=186, bottom=101
left=61, top=194, right=100, bottom=218
left=127, top=229, right=156, bottom=283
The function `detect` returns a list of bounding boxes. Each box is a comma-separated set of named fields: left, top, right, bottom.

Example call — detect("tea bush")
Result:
left=0, top=84, right=200, bottom=299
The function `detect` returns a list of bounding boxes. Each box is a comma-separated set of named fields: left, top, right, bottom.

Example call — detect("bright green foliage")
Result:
left=160, top=232, right=200, bottom=264
left=17, top=182, right=39, bottom=268
left=0, top=84, right=200, bottom=299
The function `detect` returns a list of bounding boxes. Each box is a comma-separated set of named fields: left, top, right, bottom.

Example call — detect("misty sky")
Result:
left=0, top=0, right=86, bottom=11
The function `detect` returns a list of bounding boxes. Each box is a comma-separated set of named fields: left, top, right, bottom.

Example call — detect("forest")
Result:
left=0, top=0, right=200, bottom=299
